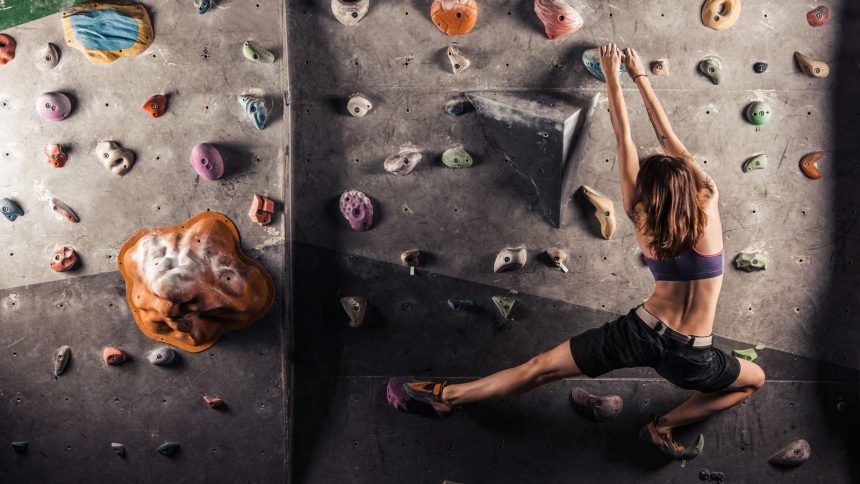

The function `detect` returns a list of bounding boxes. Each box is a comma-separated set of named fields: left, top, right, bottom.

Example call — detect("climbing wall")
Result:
left=290, top=1, right=859, bottom=483
left=0, top=1, right=289, bottom=481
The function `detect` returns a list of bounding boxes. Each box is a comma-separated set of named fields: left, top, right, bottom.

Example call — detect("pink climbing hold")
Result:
left=339, top=189, right=374, bottom=231
left=102, top=346, right=127, bottom=366
left=203, top=395, right=224, bottom=409
left=534, top=0, right=584, bottom=40
left=248, top=194, right=275, bottom=226
left=189, top=143, right=224, bottom=181
left=36, top=92, right=72, bottom=121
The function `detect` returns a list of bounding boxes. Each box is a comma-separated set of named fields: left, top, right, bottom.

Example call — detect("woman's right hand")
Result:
left=623, top=48, right=646, bottom=78
left=599, top=43, right=623, bottom=83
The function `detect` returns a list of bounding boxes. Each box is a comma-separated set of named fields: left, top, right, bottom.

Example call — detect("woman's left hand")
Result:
left=599, top=43, right=624, bottom=82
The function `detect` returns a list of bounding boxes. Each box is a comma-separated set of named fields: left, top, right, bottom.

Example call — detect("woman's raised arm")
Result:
left=600, top=44, right=639, bottom=214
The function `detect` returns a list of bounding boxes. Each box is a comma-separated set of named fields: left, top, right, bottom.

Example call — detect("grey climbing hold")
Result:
left=331, top=0, right=369, bottom=26
left=493, top=245, right=527, bottom=272
left=753, top=62, right=768, bottom=74
left=650, top=59, right=669, bottom=77
left=51, top=198, right=79, bottom=223
left=441, top=144, right=473, bottom=168
left=340, top=296, right=367, bottom=327
left=447, top=299, right=474, bottom=311
left=698, top=56, right=723, bottom=85
left=36, top=43, right=60, bottom=71
left=768, top=439, right=811, bottom=466
left=698, top=469, right=725, bottom=481
left=570, top=387, right=623, bottom=422
left=383, top=144, right=422, bottom=176
left=1, top=198, right=24, bottom=222
left=148, top=346, right=177, bottom=366
left=53, top=345, right=71, bottom=377
left=111, top=442, right=126, bottom=457
left=156, top=441, right=180, bottom=457
left=742, top=154, right=767, bottom=172
left=545, top=247, right=569, bottom=272
left=243, top=41, right=275, bottom=64
left=238, top=94, right=270, bottom=130
left=447, top=43, right=470, bottom=74
left=347, top=93, right=372, bottom=117
left=734, top=252, right=768, bottom=272
left=11, top=441, right=28, bottom=454
left=400, top=249, right=421, bottom=276
left=444, top=97, right=473, bottom=116
left=492, top=296, right=515, bottom=319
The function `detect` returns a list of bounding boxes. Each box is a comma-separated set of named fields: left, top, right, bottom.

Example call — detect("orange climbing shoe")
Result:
left=638, top=417, right=704, bottom=460
left=387, top=377, right=452, bottom=417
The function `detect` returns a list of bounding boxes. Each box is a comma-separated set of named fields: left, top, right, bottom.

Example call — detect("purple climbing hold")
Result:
left=36, top=92, right=72, bottom=121
left=189, top=143, right=225, bottom=181
left=339, top=189, right=374, bottom=231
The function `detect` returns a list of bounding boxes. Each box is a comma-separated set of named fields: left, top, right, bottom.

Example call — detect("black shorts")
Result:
left=569, top=307, right=741, bottom=393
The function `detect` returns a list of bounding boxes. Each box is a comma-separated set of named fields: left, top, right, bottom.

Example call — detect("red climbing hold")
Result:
left=0, top=34, right=16, bottom=65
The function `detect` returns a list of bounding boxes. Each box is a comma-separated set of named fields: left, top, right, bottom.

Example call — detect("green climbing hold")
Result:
left=732, top=348, right=759, bottom=361
left=156, top=441, right=180, bottom=457
left=242, top=41, right=275, bottom=64
left=442, top=144, right=473, bottom=168
left=745, top=101, right=772, bottom=132
left=492, top=296, right=515, bottom=319
left=742, top=154, right=767, bottom=172
left=697, top=56, right=723, bottom=85
left=734, top=252, right=768, bottom=272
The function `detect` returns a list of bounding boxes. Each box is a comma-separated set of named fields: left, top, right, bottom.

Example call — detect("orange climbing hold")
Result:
left=142, top=94, right=167, bottom=118
left=44, top=145, right=69, bottom=168
left=799, top=151, right=824, bottom=179
left=0, top=34, right=16, bottom=65
left=430, top=0, right=478, bottom=36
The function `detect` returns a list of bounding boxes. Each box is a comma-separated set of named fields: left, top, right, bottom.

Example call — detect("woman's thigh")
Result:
left=725, top=358, right=766, bottom=391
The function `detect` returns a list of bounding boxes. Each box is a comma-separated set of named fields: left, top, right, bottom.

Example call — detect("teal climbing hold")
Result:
left=238, top=94, right=270, bottom=130
left=1, top=198, right=24, bottom=222
left=156, top=441, right=180, bottom=457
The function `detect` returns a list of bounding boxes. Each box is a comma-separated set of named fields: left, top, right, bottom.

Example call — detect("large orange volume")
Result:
left=430, top=0, right=478, bottom=36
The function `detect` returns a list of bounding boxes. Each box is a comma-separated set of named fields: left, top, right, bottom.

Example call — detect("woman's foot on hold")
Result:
left=638, top=416, right=704, bottom=460
left=387, top=377, right=453, bottom=416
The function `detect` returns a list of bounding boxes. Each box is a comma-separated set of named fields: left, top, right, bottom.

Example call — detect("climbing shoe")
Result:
left=638, top=416, right=704, bottom=460
left=386, top=377, right=452, bottom=417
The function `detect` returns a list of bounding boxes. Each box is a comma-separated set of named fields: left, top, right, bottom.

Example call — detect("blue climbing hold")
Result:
left=1, top=198, right=24, bottom=222
left=238, top=94, right=270, bottom=130
left=582, top=48, right=625, bottom=83
left=447, top=299, right=474, bottom=311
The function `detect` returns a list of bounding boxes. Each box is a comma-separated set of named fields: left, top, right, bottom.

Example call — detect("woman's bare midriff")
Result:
left=643, top=275, right=723, bottom=336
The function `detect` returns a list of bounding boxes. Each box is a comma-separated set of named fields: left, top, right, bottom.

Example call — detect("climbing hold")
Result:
left=545, top=247, right=569, bottom=272
left=243, top=41, right=275, bottom=64
left=794, top=52, right=829, bottom=78
left=148, top=347, right=177, bottom=366
left=248, top=194, right=275, bottom=226
left=430, top=0, right=478, bottom=36
left=102, top=346, right=127, bottom=366
left=697, top=56, right=723, bottom=85
left=44, top=144, right=69, bottom=168
left=444, top=97, right=473, bottom=116
left=650, top=59, right=669, bottom=77
left=581, top=185, right=616, bottom=240
left=111, top=442, right=126, bottom=457
left=534, top=0, right=584, bottom=40
left=347, top=93, right=372, bottom=117
left=492, top=296, right=515, bottom=319
left=62, top=2, right=154, bottom=63
left=53, top=345, right=71, bottom=377
left=698, top=469, right=725, bottom=481
left=203, top=394, right=224, bottom=409
left=447, top=299, right=474, bottom=311
left=340, top=296, right=367, bottom=327
left=701, top=0, right=740, bottom=31
left=799, top=151, right=824, bottom=179
left=742, top=154, right=767, bottom=172
left=734, top=252, right=768, bottom=272
left=11, top=441, right=28, bottom=454
left=331, top=0, right=369, bottom=26
left=441, top=144, right=473, bottom=168
left=36, top=92, right=72, bottom=121
left=142, top=94, right=167, bottom=118
left=51, top=198, right=79, bottom=224
left=582, top=48, right=625, bottom=82
left=35, top=43, right=60, bottom=71
left=732, top=348, right=758, bottom=361
left=384, top=144, right=422, bottom=176
left=745, top=101, right=771, bottom=132
left=50, top=246, right=78, bottom=272
left=1, top=198, right=24, bottom=222
left=0, top=34, right=16, bottom=65
left=95, top=141, right=136, bottom=176
left=807, top=6, right=830, bottom=27
left=197, top=0, right=214, bottom=14
left=753, top=62, right=768, bottom=74
left=768, top=439, right=811, bottom=466
left=401, top=249, right=421, bottom=275
left=339, top=189, right=374, bottom=231
left=238, top=94, right=271, bottom=130
left=156, top=441, right=180, bottom=457
left=189, top=143, right=225, bottom=181
left=494, top=245, right=527, bottom=273
left=570, top=387, right=623, bottom=421
left=446, top=43, right=470, bottom=74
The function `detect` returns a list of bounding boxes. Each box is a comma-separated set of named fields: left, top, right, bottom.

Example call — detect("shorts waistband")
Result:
left=633, top=305, right=713, bottom=348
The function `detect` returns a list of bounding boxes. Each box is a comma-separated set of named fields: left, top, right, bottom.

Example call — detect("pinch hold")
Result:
left=339, top=189, right=374, bottom=231
left=148, top=346, right=177, bottom=366
left=650, top=59, right=669, bottom=77
left=698, top=56, right=723, bottom=85
left=189, top=143, right=225, bottom=181
left=734, top=252, right=768, bottom=272
left=446, top=43, right=470, bottom=74
left=238, top=94, right=271, bottom=130
left=36, top=92, right=72, bottom=121
left=44, top=144, right=69, bottom=168
left=1, top=198, right=24, bottom=222
left=545, top=247, right=569, bottom=272
left=95, top=141, right=136, bottom=176
left=441, top=144, right=473, bottom=168
left=794, top=52, right=829, bottom=78
left=494, top=245, right=527, bottom=272
left=768, top=439, right=811, bottom=466
left=570, top=387, right=623, bottom=421
left=384, top=144, right=422, bottom=175
left=0, top=34, right=16, bottom=65
left=742, top=154, right=767, bottom=172
left=347, top=93, right=373, bottom=117
left=807, top=6, right=830, bottom=27
left=142, top=94, right=167, bottom=118
left=340, top=296, right=367, bottom=327
left=50, top=246, right=78, bottom=272
left=430, top=0, right=478, bottom=36
left=249, top=194, right=275, bottom=226
left=581, top=185, right=616, bottom=240
left=102, top=346, right=127, bottom=366
left=35, top=43, right=60, bottom=71
left=243, top=41, right=275, bottom=64
left=203, top=394, right=225, bottom=409
left=492, top=296, right=515, bottom=319
left=53, top=345, right=71, bottom=377
left=701, top=0, right=741, bottom=31
left=331, top=0, right=369, bottom=26
left=534, top=0, right=584, bottom=40
left=51, top=198, right=79, bottom=223
left=799, top=151, right=824, bottom=179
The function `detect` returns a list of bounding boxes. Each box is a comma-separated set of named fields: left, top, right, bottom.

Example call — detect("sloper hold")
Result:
left=347, top=93, right=372, bottom=117
left=582, top=48, right=625, bottom=82
left=111, top=442, right=126, bottom=457
left=203, top=394, right=224, bottom=409
left=650, top=59, right=669, bottom=76
left=799, top=151, right=824, bottom=179
left=36, top=43, right=60, bottom=71
left=189, top=143, right=224, bottom=181
left=96, top=141, right=135, bottom=176
left=339, top=189, right=374, bottom=231
left=238, top=94, right=270, bottom=130
left=36, top=92, right=72, bottom=121
left=148, top=346, right=177, bottom=366
left=570, top=387, right=623, bottom=421
left=734, top=252, right=767, bottom=271
left=701, top=0, right=741, bottom=31
left=441, top=144, right=473, bottom=168
left=103, top=346, right=127, bottom=365
left=142, top=94, right=167, bottom=118
left=248, top=194, right=275, bottom=225
left=1, top=198, right=24, bottom=221
left=0, top=34, right=16, bottom=65
left=794, top=52, right=829, bottom=78
left=446, top=43, right=470, bottom=74
left=581, top=185, right=616, bottom=239
left=430, top=0, right=478, bottom=36
left=698, top=56, right=723, bottom=85
left=51, top=198, right=79, bottom=223
left=243, top=41, right=275, bottom=64
left=768, top=439, right=811, bottom=466
left=745, top=101, right=771, bottom=131
left=11, top=441, right=28, bottom=454
left=545, top=247, right=569, bottom=272
left=753, top=62, right=767, bottom=73
left=807, top=6, right=830, bottom=27
left=51, top=246, right=78, bottom=272
left=340, top=296, right=367, bottom=327
left=156, top=441, right=180, bottom=457
left=447, top=299, right=474, bottom=311
left=466, top=90, right=598, bottom=227
left=331, top=0, right=369, bottom=26
left=534, top=0, right=584, bottom=40
left=384, top=144, right=422, bottom=175
left=444, top=97, right=473, bottom=116
left=492, top=296, right=515, bottom=319
left=742, top=154, right=766, bottom=172
left=45, top=144, right=69, bottom=168
left=62, top=2, right=154, bottom=63
left=53, top=345, right=71, bottom=377
left=494, top=245, right=527, bottom=272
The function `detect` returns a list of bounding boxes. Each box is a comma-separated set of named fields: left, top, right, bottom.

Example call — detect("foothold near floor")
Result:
left=794, top=52, right=829, bottom=78
left=430, top=0, right=478, bottom=36
left=570, top=387, right=623, bottom=422
left=742, top=154, right=767, bottom=172
left=734, top=252, right=768, bottom=272
left=384, top=144, right=422, bottom=176
left=732, top=348, right=758, bottom=361
left=446, top=43, right=471, bottom=74
left=340, top=296, right=367, bottom=327
left=745, top=101, right=771, bottom=131
left=650, top=59, right=669, bottom=76
left=447, top=299, right=474, bottom=311
left=243, top=41, right=275, bottom=64
left=347, top=93, right=372, bottom=117
left=102, top=346, right=127, bottom=366
left=545, top=247, right=569, bottom=272
left=582, top=48, right=625, bottom=82
left=698, top=468, right=725, bottom=481
left=492, top=296, right=515, bottom=319
left=1, top=198, right=24, bottom=222
left=51, top=198, right=79, bottom=223
left=701, top=0, right=740, bottom=31
left=768, top=439, right=811, bottom=466
left=400, top=249, right=421, bottom=276
left=807, top=6, right=830, bottom=27
left=156, top=441, right=180, bottom=457
left=238, top=94, right=271, bottom=130
left=189, top=143, right=225, bottom=181
left=96, top=141, right=136, bottom=176
left=53, top=345, right=71, bottom=377
left=534, top=0, right=584, bottom=40
left=142, top=94, right=167, bottom=118
left=11, top=441, right=28, bottom=454
left=35, top=43, right=60, bottom=71
left=248, top=194, right=276, bottom=226
left=0, top=33, right=15, bottom=65
left=698, top=56, right=723, bottom=85
left=203, top=394, right=225, bottom=409
left=197, top=0, right=214, bottom=15
left=494, top=245, right=527, bottom=273
left=44, top=144, right=69, bottom=168
left=799, top=151, right=824, bottom=179
left=148, top=347, right=177, bottom=366
left=339, top=189, right=374, bottom=231
left=444, top=97, right=473, bottom=116
left=441, top=144, right=473, bottom=168
left=753, top=62, right=768, bottom=73
left=581, top=185, right=616, bottom=240
left=62, top=2, right=154, bottom=63
left=111, top=442, right=126, bottom=457
left=331, top=0, right=369, bottom=26
left=50, top=246, right=78, bottom=272
left=36, top=92, right=72, bottom=121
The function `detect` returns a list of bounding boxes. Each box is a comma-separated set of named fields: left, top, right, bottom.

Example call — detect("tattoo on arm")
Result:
left=645, top=106, right=669, bottom=148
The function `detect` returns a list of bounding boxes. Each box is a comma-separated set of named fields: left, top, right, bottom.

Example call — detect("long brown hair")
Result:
left=632, top=155, right=709, bottom=260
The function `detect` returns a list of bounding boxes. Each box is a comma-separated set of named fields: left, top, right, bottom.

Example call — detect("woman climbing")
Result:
left=386, top=44, right=766, bottom=460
